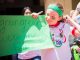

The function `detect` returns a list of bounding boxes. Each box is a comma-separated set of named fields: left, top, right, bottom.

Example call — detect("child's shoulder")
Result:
left=60, top=22, right=69, bottom=27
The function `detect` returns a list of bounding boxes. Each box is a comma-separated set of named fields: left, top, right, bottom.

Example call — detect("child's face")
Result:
left=24, top=9, right=31, bottom=15
left=46, top=9, right=62, bottom=25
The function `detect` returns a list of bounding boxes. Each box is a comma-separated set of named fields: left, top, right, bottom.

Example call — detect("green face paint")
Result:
left=51, top=16, right=55, bottom=20
left=48, top=4, right=63, bottom=16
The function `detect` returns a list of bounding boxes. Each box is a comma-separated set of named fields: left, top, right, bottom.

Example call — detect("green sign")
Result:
left=0, top=15, right=53, bottom=56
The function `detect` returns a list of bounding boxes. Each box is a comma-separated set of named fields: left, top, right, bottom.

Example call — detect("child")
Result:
left=69, top=2, right=80, bottom=40
left=18, top=6, right=41, bottom=60
left=71, top=40, right=80, bottom=60
left=41, top=3, right=72, bottom=60
left=33, top=2, right=80, bottom=60
left=23, top=7, right=32, bottom=16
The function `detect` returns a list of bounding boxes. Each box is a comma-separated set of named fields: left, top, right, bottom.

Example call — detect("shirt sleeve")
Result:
left=71, top=27, right=77, bottom=36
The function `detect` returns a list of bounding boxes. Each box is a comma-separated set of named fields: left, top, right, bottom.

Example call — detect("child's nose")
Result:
left=46, top=16, right=50, bottom=21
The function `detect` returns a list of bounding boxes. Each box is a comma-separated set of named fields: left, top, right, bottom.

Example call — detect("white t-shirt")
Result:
left=18, top=22, right=72, bottom=60
left=49, top=22, right=71, bottom=60
left=74, top=15, right=80, bottom=25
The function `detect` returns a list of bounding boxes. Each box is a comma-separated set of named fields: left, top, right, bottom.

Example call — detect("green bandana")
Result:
left=48, top=4, right=63, bottom=16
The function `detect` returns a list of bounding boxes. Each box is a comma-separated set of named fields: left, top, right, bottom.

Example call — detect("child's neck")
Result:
left=49, top=22, right=60, bottom=27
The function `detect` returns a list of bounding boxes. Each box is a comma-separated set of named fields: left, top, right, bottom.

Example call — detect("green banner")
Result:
left=0, top=15, right=53, bottom=56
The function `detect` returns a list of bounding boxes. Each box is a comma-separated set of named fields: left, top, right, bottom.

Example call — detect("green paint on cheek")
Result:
left=52, top=18, right=55, bottom=20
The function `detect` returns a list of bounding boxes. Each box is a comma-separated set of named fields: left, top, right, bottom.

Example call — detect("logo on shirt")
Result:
left=53, top=35, right=66, bottom=47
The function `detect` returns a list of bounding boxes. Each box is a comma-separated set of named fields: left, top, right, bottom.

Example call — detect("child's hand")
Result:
left=74, top=30, right=80, bottom=37
left=31, top=13, right=39, bottom=19
left=31, top=11, right=43, bottom=19
left=76, top=48, right=80, bottom=53
left=64, top=15, right=73, bottom=26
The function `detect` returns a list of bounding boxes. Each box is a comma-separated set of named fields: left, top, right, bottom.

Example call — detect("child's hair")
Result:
left=74, top=40, right=80, bottom=47
left=55, top=3, right=64, bottom=12
left=76, top=40, right=80, bottom=46
left=22, top=6, right=32, bottom=15
left=55, top=3, right=64, bottom=22
left=48, top=3, right=64, bottom=16
left=48, top=3, right=64, bottom=22
left=24, top=7, right=31, bottom=11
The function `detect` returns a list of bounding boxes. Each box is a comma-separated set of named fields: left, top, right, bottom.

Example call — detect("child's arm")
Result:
left=31, top=11, right=43, bottom=19
left=65, top=15, right=80, bottom=37
left=66, top=15, right=80, bottom=32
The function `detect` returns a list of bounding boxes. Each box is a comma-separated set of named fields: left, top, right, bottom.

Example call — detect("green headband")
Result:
left=48, top=4, right=63, bottom=16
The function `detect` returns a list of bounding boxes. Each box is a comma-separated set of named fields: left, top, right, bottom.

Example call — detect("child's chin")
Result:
left=48, top=21, right=57, bottom=26
left=48, top=22, right=55, bottom=26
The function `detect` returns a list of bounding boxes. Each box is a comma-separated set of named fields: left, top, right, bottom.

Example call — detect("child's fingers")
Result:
left=38, top=11, right=43, bottom=15
left=31, top=13, right=39, bottom=19
left=31, top=11, right=43, bottom=19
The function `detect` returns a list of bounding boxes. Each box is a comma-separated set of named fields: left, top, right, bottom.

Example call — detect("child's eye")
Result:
left=51, top=16, right=54, bottom=18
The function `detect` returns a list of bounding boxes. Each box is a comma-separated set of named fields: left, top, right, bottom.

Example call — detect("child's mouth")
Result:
left=52, top=18, right=55, bottom=20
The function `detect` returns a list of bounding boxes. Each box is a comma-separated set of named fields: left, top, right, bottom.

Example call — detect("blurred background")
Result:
left=0, top=0, right=44, bottom=15
left=0, top=0, right=80, bottom=15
